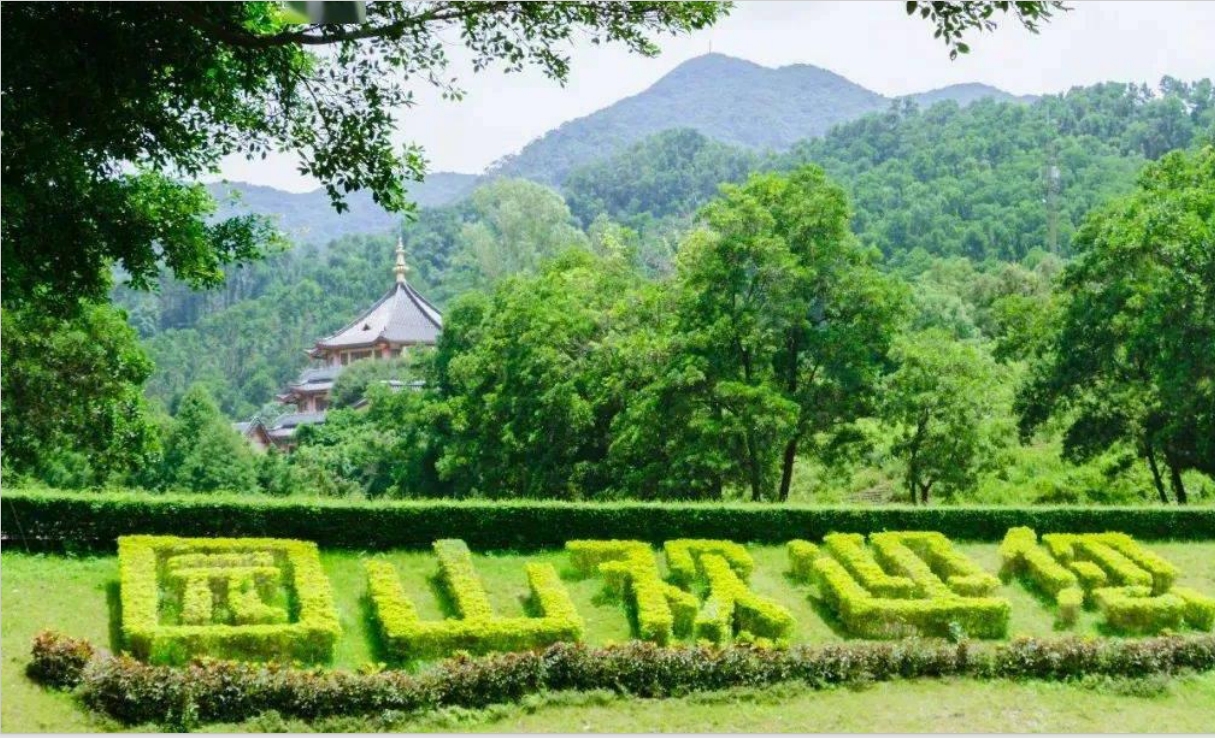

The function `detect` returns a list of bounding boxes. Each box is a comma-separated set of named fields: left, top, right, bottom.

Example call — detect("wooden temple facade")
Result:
left=249, top=239, right=442, bottom=449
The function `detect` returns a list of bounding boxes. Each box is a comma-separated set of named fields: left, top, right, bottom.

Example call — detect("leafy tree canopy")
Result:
left=1018, top=145, right=1215, bottom=503
left=1, top=1, right=726, bottom=314
left=0, top=304, right=160, bottom=486
left=158, top=384, right=260, bottom=493
left=906, top=1, right=1069, bottom=59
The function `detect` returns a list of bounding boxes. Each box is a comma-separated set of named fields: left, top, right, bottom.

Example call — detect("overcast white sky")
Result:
left=215, top=1, right=1215, bottom=192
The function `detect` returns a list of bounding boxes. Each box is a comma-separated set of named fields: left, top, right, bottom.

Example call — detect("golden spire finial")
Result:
left=393, top=235, right=409, bottom=284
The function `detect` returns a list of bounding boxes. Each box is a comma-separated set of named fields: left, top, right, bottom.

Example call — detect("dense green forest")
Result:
left=119, top=79, right=1213, bottom=413
left=70, top=76, right=1212, bottom=506
left=11, top=69, right=1214, bottom=503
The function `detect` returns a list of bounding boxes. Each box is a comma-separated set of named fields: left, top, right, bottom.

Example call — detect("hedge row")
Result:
left=118, top=536, right=340, bottom=665
left=813, top=532, right=1011, bottom=639
left=365, top=540, right=583, bottom=662
left=29, top=631, right=1215, bottom=728
left=999, top=527, right=1083, bottom=624
left=7, top=488, right=1215, bottom=551
left=565, top=540, right=698, bottom=645
left=998, top=528, right=1215, bottom=634
left=664, top=539, right=753, bottom=586
left=695, top=553, right=794, bottom=645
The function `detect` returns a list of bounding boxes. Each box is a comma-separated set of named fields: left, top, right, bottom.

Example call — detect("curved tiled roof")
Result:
left=314, top=281, right=442, bottom=350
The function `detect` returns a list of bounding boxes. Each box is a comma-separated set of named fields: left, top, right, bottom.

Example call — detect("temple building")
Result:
left=263, top=238, right=442, bottom=448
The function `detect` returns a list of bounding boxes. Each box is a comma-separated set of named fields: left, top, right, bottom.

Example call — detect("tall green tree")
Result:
left=1, top=2, right=727, bottom=315
left=446, top=179, right=590, bottom=295
left=661, top=167, right=903, bottom=501
left=905, top=1, right=1068, bottom=59
left=159, top=384, right=259, bottom=492
left=434, top=249, right=640, bottom=498
left=0, top=305, right=160, bottom=486
left=882, top=330, right=1009, bottom=504
left=1018, top=146, right=1215, bottom=503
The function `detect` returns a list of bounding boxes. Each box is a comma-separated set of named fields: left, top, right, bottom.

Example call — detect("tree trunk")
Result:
left=1168, top=462, right=1189, bottom=505
left=778, top=436, right=798, bottom=502
left=747, top=431, right=764, bottom=502
left=1145, top=442, right=1169, bottom=504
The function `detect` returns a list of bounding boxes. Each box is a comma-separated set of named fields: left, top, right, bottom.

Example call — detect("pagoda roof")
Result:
left=313, top=279, right=442, bottom=353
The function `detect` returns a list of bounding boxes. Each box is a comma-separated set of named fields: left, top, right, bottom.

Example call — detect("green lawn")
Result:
left=4, top=540, right=1215, bottom=732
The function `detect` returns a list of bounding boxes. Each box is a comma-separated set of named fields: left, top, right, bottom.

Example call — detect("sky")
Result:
left=214, top=1, right=1215, bottom=192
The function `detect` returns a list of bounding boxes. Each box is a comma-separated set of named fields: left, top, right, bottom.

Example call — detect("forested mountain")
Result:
left=905, top=83, right=1035, bottom=108
left=202, top=54, right=1031, bottom=244
left=208, top=173, right=479, bottom=246
left=119, top=76, right=1213, bottom=420
left=490, top=53, right=1031, bottom=184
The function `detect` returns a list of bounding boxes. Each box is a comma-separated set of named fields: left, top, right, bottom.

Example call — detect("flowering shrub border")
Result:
left=27, top=631, right=1215, bottom=729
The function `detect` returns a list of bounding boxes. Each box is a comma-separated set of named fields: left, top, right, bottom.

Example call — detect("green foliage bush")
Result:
left=815, top=532, right=1010, bottom=639
left=1001, top=528, right=1211, bottom=633
left=663, top=539, right=754, bottom=585
left=1000, top=526, right=1085, bottom=623
left=565, top=540, right=697, bottom=644
left=117, top=535, right=340, bottom=665
left=31, top=631, right=1215, bottom=728
left=1175, top=588, right=1215, bottom=632
left=12, top=488, right=1215, bottom=551
left=786, top=539, right=819, bottom=582
left=365, top=539, right=583, bottom=662
left=1093, top=586, right=1185, bottom=634
left=824, top=533, right=918, bottom=597
left=694, top=553, right=794, bottom=645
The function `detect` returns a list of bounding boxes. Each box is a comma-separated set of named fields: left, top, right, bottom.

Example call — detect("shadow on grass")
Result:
left=105, top=580, right=123, bottom=653
left=358, top=593, right=391, bottom=665
left=803, top=592, right=854, bottom=640
left=427, top=573, right=459, bottom=620
left=1004, top=575, right=1083, bottom=633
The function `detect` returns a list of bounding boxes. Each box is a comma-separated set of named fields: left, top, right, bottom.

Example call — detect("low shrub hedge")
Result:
left=786, top=540, right=819, bottom=582
left=824, top=533, right=917, bottom=598
left=565, top=540, right=698, bottom=645
left=1001, top=528, right=1213, bottom=634
left=1000, top=527, right=1083, bottom=625
left=29, top=631, right=1215, bottom=728
left=694, top=553, right=794, bottom=645
left=814, top=532, right=1011, bottom=640
left=117, top=536, right=340, bottom=665
left=1093, top=586, right=1186, bottom=634
left=8, top=488, right=1215, bottom=551
left=366, top=540, right=583, bottom=662
left=663, top=539, right=754, bottom=586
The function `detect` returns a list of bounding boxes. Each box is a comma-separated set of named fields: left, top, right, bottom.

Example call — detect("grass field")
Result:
left=4, top=541, right=1215, bottom=732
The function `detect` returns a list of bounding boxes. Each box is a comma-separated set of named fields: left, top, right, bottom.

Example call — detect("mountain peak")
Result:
left=493, top=54, right=889, bottom=183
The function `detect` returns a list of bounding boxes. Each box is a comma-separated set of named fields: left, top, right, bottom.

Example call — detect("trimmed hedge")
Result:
left=7, top=488, right=1215, bottom=551
left=999, top=526, right=1083, bottom=624
left=1000, top=528, right=1215, bottom=634
left=814, top=532, right=1010, bottom=639
left=694, top=553, right=794, bottom=645
left=29, top=631, right=1215, bottom=728
left=664, top=539, right=754, bottom=586
left=117, top=536, right=340, bottom=665
left=786, top=540, right=819, bottom=582
left=366, top=540, right=583, bottom=662
left=565, top=540, right=697, bottom=645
